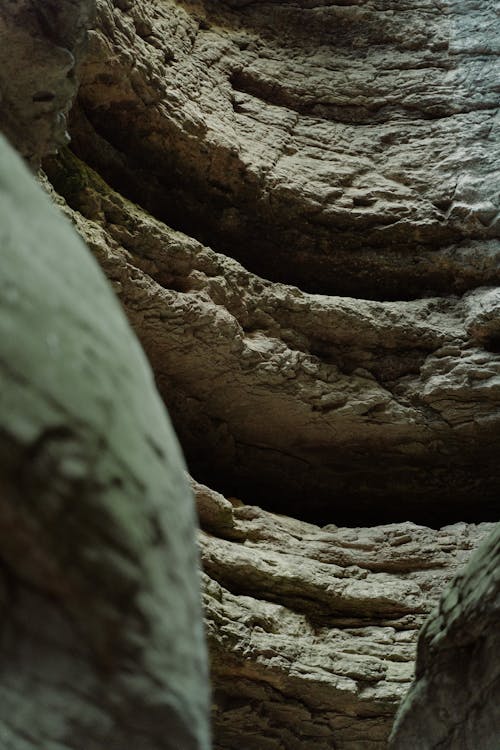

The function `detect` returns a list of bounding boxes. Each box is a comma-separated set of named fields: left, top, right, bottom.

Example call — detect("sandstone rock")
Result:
left=194, top=481, right=494, bottom=750
left=389, top=522, right=500, bottom=750
left=20, top=0, right=498, bottom=747
left=0, top=134, right=210, bottom=750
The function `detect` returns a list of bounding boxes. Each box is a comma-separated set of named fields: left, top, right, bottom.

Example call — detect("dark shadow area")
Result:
left=58, top=104, right=499, bottom=304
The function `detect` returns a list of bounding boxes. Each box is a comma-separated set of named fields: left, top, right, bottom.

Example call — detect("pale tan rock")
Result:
left=194, top=481, right=494, bottom=750
left=67, top=0, right=500, bottom=299
left=43, top=156, right=500, bottom=522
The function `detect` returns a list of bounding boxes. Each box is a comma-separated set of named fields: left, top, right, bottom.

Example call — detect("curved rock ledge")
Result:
left=194, top=480, right=494, bottom=750
left=69, top=0, right=500, bottom=299
left=44, top=152, right=500, bottom=522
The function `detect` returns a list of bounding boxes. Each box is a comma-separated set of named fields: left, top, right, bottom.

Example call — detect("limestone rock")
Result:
left=194, top=481, right=494, bottom=750
left=389, top=522, right=500, bottom=750
left=44, top=151, right=500, bottom=523
left=14, top=0, right=498, bottom=747
left=69, top=0, right=500, bottom=299
left=0, top=134, right=210, bottom=750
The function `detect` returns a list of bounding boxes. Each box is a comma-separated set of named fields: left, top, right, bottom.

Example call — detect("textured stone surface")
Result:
left=0, top=0, right=96, bottom=166
left=24, top=0, right=500, bottom=746
left=0, top=134, right=210, bottom=750
left=194, top=481, right=494, bottom=750
left=70, top=0, right=500, bottom=299
left=44, top=151, right=500, bottom=523
left=389, top=522, right=500, bottom=750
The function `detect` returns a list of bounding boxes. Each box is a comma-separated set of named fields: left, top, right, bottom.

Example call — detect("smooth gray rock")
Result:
left=0, top=134, right=210, bottom=750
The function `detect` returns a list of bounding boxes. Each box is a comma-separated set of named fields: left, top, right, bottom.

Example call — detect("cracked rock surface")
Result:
left=70, top=0, right=500, bottom=300
left=45, top=150, right=500, bottom=524
left=1, top=0, right=499, bottom=748
left=42, top=0, right=500, bottom=522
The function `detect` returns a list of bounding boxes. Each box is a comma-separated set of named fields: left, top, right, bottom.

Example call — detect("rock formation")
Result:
left=1, top=0, right=499, bottom=748
left=196, top=481, right=494, bottom=750
left=390, top=523, right=500, bottom=750
left=0, top=0, right=95, bottom=166
left=55, top=0, right=500, bottom=524
left=0, top=4, right=210, bottom=742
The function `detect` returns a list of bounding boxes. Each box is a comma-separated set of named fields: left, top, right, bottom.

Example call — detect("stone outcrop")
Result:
left=0, top=134, right=209, bottom=749
left=70, top=0, right=500, bottom=299
left=0, top=0, right=96, bottom=166
left=42, top=0, right=500, bottom=523
left=389, top=523, right=500, bottom=750
left=45, top=149, right=500, bottom=525
left=195, top=481, right=494, bottom=750
left=1, top=0, right=499, bottom=748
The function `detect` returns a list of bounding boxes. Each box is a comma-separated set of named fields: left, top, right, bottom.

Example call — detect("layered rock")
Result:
left=0, top=132, right=209, bottom=749
left=70, top=0, right=500, bottom=299
left=44, top=150, right=500, bottom=524
left=38, top=0, right=499, bottom=523
left=390, top=523, right=500, bottom=750
left=195, top=481, right=494, bottom=750
left=2, top=0, right=498, bottom=748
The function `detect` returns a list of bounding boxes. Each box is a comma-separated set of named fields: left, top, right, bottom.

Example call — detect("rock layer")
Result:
left=44, top=150, right=500, bottom=524
left=70, top=0, right=500, bottom=299
left=0, top=0, right=96, bottom=166
left=195, top=481, right=494, bottom=750
left=0, top=134, right=210, bottom=750
left=6, top=0, right=497, bottom=748
left=389, top=522, right=500, bottom=750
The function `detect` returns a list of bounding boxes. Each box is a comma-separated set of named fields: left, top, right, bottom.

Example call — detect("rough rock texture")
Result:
left=71, top=0, right=500, bottom=300
left=0, top=0, right=96, bottom=166
left=45, top=150, right=500, bottom=524
left=41, top=0, right=500, bottom=523
left=389, top=522, right=500, bottom=750
left=5, top=0, right=497, bottom=747
left=195, top=481, right=494, bottom=750
left=0, top=134, right=210, bottom=750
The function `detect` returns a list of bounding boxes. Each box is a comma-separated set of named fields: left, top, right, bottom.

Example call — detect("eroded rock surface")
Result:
left=70, top=0, right=500, bottom=299
left=0, top=0, right=96, bottom=166
left=195, top=481, right=494, bottom=750
left=44, top=152, right=500, bottom=524
left=389, top=522, right=500, bottom=750
left=0, top=135, right=210, bottom=750
left=6, top=0, right=496, bottom=747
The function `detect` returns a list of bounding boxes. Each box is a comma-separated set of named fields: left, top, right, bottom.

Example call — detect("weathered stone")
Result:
left=14, top=0, right=497, bottom=747
left=0, top=134, right=210, bottom=750
left=389, top=523, right=500, bottom=750
left=43, top=151, right=500, bottom=523
left=194, top=481, right=494, bottom=750
left=0, top=0, right=96, bottom=166
left=69, top=0, right=499, bottom=299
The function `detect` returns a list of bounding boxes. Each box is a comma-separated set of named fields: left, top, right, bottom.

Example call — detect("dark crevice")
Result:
left=60, top=103, right=498, bottom=303
left=185, top=442, right=500, bottom=529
